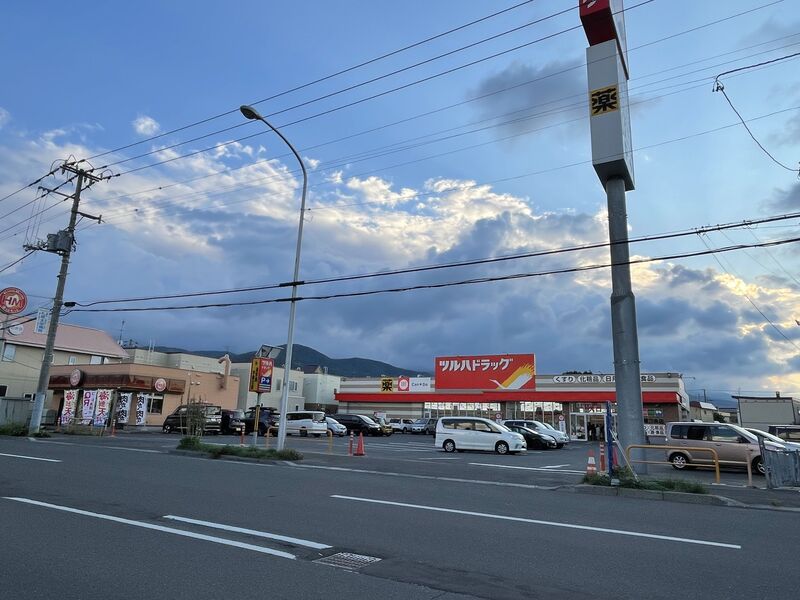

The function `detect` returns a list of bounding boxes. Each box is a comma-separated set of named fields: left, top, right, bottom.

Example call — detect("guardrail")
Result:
left=625, top=444, right=755, bottom=486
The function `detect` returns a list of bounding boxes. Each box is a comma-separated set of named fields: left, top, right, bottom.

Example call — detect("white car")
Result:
left=436, top=416, right=526, bottom=455
left=746, top=428, right=800, bottom=451
left=390, top=418, right=415, bottom=433
left=325, top=417, right=347, bottom=437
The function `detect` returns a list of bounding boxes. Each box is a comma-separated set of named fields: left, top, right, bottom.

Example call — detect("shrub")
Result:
left=0, top=423, right=28, bottom=436
left=582, top=465, right=707, bottom=494
left=177, top=436, right=203, bottom=450
left=176, top=439, right=303, bottom=461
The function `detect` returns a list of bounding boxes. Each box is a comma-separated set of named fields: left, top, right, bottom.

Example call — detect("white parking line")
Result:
left=331, top=495, right=742, bottom=550
left=469, top=462, right=585, bottom=474
left=30, top=440, right=161, bottom=453
left=0, top=452, right=61, bottom=463
left=163, top=515, right=331, bottom=549
left=3, top=497, right=296, bottom=559
left=540, top=464, right=571, bottom=469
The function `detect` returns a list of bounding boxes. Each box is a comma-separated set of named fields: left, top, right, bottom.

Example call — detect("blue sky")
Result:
left=1, top=0, right=799, bottom=402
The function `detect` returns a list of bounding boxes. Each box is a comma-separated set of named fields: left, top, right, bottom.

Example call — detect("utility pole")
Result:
left=579, top=1, right=647, bottom=471
left=27, top=162, right=103, bottom=434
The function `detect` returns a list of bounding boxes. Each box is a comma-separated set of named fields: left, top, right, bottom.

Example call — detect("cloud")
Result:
left=132, top=115, right=161, bottom=136
left=0, top=107, right=9, bottom=129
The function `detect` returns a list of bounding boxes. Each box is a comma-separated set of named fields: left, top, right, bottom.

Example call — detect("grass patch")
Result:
left=0, top=423, right=28, bottom=436
left=583, top=466, right=707, bottom=494
left=177, top=436, right=303, bottom=461
left=31, top=430, right=51, bottom=438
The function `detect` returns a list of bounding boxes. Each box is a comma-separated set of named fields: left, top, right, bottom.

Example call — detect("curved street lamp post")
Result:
left=240, top=104, right=308, bottom=452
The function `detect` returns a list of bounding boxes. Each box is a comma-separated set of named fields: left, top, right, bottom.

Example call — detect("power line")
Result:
left=64, top=234, right=800, bottom=314
left=67, top=209, right=800, bottom=308
left=0, top=250, right=35, bottom=274
left=85, top=0, right=539, bottom=161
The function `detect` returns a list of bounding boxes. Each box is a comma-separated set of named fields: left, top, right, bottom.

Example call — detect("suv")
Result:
left=664, top=422, right=764, bottom=475
left=241, top=406, right=278, bottom=435
left=411, top=418, right=438, bottom=435
left=162, top=403, right=222, bottom=434
left=390, top=418, right=415, bottom=433
left=331, top=414, right=383, bottom=436
left=221, top=409, right=245, bottom=435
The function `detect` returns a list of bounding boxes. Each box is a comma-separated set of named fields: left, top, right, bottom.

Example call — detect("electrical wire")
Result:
left=63, top=234, right=800, bottom=314
left=0, top=251, right=35, bottom=274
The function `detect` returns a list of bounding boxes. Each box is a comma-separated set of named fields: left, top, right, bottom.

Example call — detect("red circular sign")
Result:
left=0, top=287, right=27, bottom=315
left=397, top=376, right=410, bottom=392
left=154, top=378, right=167, bottom=392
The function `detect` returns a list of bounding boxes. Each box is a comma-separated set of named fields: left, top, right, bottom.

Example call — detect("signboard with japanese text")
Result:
left=552, top=374, right=656, bottom=384
left=435, top=354, right=536, bottom=391
left=380, top=378, right=393, bottom=393
left=81, top=390, right=97, bottom=424
left=61, top=390, right=78, bottom=426
left=249, top=358, right=274, bottom=393
left=35, top=307, right=50, bottom=334
left=94, top=389, right=111, bottom=427
left=135, top=393, right=147, bottom=426
left=117, top=392, right=132, bottom=425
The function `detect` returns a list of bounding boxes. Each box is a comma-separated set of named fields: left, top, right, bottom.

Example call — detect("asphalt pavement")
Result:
left=2, top=432, right=799, bottom=599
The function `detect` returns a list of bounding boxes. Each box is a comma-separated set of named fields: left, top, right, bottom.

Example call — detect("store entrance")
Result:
left=570, top=413, right=588, bottom=441
left=569, top=411, right=616, bottom=441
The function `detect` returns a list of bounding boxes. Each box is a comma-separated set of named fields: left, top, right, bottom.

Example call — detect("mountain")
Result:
left=147, top=344, right=425, bottom=378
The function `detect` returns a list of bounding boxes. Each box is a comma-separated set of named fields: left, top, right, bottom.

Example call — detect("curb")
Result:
left=567, top=484, right=743, bottom=507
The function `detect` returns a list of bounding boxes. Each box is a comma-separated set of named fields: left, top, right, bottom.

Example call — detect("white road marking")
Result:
left=540, top=464, right=571, bottom=469
left=163, top=515, right=331, bottom=549
left=3, top=497, right=296, bottom=559
left=0, top=452, right=61, bottom=463
left=416, top=457, right=461, bottom=461
left=469, top=462, right=585, bottom=474
left=331, top=495, right=742, bottom=550
left=30, top=440, right=161, bottom=453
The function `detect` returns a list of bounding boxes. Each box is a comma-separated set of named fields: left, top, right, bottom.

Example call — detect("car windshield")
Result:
left=542, top=422, right=557, bottom=430
left=326, top=417, right=340, bottom=425
left=413, top=419, right=426, bottom=425
left=361, top=416, right=377, bottom=425
left=230, top=410, right=244, bottom=418
left=202, top=406, right=221, bottom=415
left=747, top=429, right=786, bottom=444
left=491, top=422, right=510, bottom=433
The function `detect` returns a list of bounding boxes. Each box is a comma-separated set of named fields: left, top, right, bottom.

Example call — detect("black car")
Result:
left=505, top=424, right=557, bottom=450
left=162, top=403, right=222, bottom=434
left=241, top=406, right=278, bottom=435
left=221, top=409, right=245, bottom=435
left=331, top=414, right=383, bottom=436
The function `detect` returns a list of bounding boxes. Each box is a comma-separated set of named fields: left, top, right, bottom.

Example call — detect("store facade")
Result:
left=335, top=354, right=690, bottom=440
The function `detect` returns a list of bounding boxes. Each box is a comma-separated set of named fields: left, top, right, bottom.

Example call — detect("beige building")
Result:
left=230, top=362, right=305, bottom=411
left=0, top=321, right=127, bottom=400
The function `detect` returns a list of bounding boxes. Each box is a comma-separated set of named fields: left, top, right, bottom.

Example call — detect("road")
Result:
left=1, top=432, right=796, bottom=599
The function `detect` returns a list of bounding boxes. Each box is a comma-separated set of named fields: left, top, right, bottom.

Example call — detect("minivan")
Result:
left=162, top=403, right=222, bottom=434
left=436, top=416, right=526, bottom=455
left=283, top=411, right=327, bottom=437
left=664, top=422, right=764, bottom=474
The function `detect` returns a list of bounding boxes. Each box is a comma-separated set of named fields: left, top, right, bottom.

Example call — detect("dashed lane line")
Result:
left=163, top=515, right=331, bottom=549
left=0, top=452, right=61, bottom=463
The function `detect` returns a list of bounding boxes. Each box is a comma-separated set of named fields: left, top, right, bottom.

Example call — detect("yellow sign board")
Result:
left=589, top=85, right=619, bottom=116
left=380, top=378, right=393, bottom=393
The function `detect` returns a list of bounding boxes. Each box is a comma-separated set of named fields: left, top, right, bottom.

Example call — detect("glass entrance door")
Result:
left=569, top=413, right=588, bottom=441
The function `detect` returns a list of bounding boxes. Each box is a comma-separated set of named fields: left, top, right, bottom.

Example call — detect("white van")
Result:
left=436, top=416, right=526, bottom=455
left=284, top=411, right=327, bottom=437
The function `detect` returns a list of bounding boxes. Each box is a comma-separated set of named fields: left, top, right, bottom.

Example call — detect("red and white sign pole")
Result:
left=580, top=0, right=647, bottom=472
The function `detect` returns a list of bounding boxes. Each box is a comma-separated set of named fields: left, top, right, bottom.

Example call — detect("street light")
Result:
left=240, top=104, right=308, bottom=452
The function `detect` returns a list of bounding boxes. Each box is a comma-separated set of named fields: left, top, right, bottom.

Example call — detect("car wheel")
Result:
left=443, top=439, right=456, bottom=453
left=313, top=434, right=321, bottom=438
left=556, top=444, right=564, bottom=449
left=669, top=453, right=689, bottom=470
left=753, top=456, right=765, bottom=476
left=162, top=425, right=171, bottom=433
left=495, top=441, right=510, bottom=455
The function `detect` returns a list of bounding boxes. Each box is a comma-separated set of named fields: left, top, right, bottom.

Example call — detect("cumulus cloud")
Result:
left=132, top=115, right=161, bottom=136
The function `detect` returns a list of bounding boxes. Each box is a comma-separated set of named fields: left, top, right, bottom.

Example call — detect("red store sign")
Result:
left=435, top=354, right=536, bottom=391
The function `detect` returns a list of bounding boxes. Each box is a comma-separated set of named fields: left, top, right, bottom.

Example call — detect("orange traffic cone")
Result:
left=586, top=449, right=597, bottom=476
left=354, top=432, right=366, bottom=456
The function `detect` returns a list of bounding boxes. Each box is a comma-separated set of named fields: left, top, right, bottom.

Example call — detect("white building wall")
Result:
left=230, top=362, right=305, bottom=411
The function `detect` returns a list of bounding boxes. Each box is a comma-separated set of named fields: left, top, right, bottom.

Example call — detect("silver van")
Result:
left=664, top=422, right=764, bottom=475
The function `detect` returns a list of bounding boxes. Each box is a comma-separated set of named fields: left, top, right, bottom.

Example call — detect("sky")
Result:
left=1, top=0, right=800, bottom=403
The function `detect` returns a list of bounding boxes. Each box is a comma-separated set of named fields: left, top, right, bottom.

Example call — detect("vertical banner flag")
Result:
left=81, top=390, right=97, bottom=424
left=94, top=389, right=111, bottom=427
left=117, top=392, right=132, bottom=425
left=135, top=393, right=147, bottom=426
left=61, top=389, right=78, bottom=426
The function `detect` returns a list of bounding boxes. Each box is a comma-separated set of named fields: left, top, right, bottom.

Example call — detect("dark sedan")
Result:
left=506, top=424, right=558, bottom=450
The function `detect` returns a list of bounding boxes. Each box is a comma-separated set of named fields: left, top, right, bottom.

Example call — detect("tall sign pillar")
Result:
left=580, top=0, right=647, bottom=471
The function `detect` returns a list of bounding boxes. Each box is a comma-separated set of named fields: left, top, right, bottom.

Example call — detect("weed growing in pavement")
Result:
left=0, top=423, right=28, bottom=436
left=582, top=466, right=707, bottom=494
left=177, top=436, right=303, bottom=461
left=31, top=431, right=51, bottom=438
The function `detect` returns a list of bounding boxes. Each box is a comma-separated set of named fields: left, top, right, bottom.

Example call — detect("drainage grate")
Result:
left=314, top=552, right=382, bottom=570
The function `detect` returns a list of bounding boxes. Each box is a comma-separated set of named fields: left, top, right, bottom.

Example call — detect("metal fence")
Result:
left=761, top=443, right=800, bottom=488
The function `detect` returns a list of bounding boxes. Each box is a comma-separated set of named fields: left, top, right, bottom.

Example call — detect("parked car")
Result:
left=664, top=422, right=765, bottom=475
left=767, top=425, right=800, bottom=443
left=325, top=417, right=347, bottom=437
left=282, top=411, right=327, bottom=437
left=371, top=416, right=393, bottom=436
left=241, top=406, right=278, bottom=436
left=436, top=416, right=526, bottom=455
left=162, top=403, right=222, bottom=434
left=390, top=418, right=416, bottom=433
left=220, top=409, right=245, bottom=435
left=411, top=418, right=438, bottom=435
left=332, top=413, right=383, bottom=436
left=503, top=419, right=568, bottom=448
left=505, top=424, right=557, bottom=450
left=746, top=428, right=800, bottom=451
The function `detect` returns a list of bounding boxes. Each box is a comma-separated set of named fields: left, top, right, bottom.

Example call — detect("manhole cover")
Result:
left=314, top=552, right=382, bottom=570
